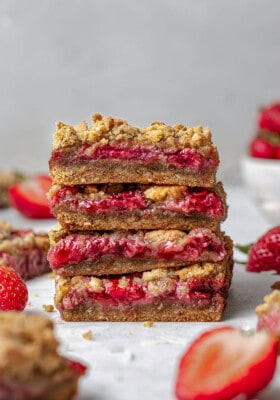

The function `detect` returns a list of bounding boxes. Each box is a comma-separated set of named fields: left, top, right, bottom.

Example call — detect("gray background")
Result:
left=1, top=0, right=279, bottom=182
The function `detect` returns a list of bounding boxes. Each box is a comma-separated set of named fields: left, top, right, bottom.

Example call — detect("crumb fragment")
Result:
left=82, top=330, right=93, bottom=340
left=43, top=304, right=54, bottom=313
left=48, top=271, right=56, bottom=279
left=271, top=281, right=280, bottom=290
left=143, top=321, right=154, bottom=328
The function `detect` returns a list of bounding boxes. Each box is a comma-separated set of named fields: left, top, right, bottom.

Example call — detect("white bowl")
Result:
left=241, top=156, right=280, bottom=224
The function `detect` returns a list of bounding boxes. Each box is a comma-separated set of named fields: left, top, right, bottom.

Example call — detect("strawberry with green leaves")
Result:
left=236, top=226, right=280, bottom=273
left=0, top=264, right=28, bottom=311
left=175, top=326, right=278, bottom=400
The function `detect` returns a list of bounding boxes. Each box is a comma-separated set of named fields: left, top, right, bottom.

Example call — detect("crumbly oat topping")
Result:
left=144, top=229, right=187, bottom=247
left=0, top=312, right=63, bottom=380
left=88, top=277, right=103, bottom=292
left=144, top=185, right=186, bottom=202
left=256, top=290, right=280, bottom=317
left=0, top=220, right=49, bottom=255
left=52, top=114, right=215, bottom=151
left=175, top=263, right=225, bottom=280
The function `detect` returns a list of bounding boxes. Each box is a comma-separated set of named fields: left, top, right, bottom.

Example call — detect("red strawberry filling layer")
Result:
left=49, top=186, right=225, bottom=218
left=48, top=228, right=226, bottom=269
left=50, top=144, right=218, bottom=170
left=58, top=273, right=227, bottom=310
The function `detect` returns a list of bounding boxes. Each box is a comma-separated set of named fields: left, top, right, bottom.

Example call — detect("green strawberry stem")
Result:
left=235, top=243, right=253, bottom=254
left=234, top=243, right=254, bottom=265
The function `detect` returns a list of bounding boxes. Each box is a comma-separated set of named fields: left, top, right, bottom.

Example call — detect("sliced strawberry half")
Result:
left=9, top=175, right=54, bottom=219
left=175, top=326, right=278, bottom=400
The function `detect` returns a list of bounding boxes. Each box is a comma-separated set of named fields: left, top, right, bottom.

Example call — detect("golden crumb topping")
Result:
left=144, top=229, right=187, bottom=247
left=0, top=220, right=49, bottom=255
left=52, top=114, right=215, bottom=151
left=175, top=263, right=225, bottom=280
left=0, top=312, right=63, bottom=380
left=144, top=185, right=186, bottom=202
left=256, top=290, right=280, bottom=317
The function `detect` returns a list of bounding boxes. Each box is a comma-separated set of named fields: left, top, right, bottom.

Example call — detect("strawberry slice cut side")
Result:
left=9, top=175, right=54, bottom=219
left=175, top=326, right=278, bottom=400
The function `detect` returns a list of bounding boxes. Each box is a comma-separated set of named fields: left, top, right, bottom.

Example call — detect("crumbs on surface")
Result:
left=82, top=330, right=94, bottom=340
left=271, top=282, right=280, bottom=290
left=52, top=114, right=215, bottom=151
left=43, top=304, right=54, bottom=313
left=143, top=321, right=154, bottom=328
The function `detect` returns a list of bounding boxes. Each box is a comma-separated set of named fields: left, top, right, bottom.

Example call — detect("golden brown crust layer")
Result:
left=58, top=299, right=227, bottom=322
left=55, top=210, right=221, bottom=232
left=49, top=158, right=217, bottom=186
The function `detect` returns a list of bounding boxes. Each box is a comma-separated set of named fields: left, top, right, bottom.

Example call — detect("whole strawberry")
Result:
left=249, top=136, right=276, bottom=158
left=236, top=226, right=280, bottom=273
left=0, top=264, right=28, bottom=310
left=258, top=102, right=280, bottom=133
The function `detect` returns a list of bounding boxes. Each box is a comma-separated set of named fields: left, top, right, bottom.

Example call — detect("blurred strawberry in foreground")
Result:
left=9, top=175, right=54, bottom=219
left=0, top=264, right=28, bottom=311
left=249, top=101, right=280, bottom=159
left=175, top=326, right=278, bottom=400
left=236, top=226, right=280, bottom=273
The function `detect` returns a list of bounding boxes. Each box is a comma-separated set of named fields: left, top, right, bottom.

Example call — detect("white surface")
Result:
left=1, top=184, right=280, bottom=400
left=1, top=1, right=280, bottom=182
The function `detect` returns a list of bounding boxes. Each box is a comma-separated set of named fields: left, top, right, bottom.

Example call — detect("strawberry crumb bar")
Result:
left=0, top=311, right=86, bottom=400
left=0, top=221, right=50, bottom=280
left=256, top=290, right=280, bottom=351
left=55, top=250, right=233, bottom=322
left=48, top=182, right=227, bottom=231
left=49, top=114, right=219, bottom=187
left=48, top=223, right=231, bottom=276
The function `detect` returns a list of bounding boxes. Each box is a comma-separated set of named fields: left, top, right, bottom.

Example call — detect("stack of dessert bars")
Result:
left=47, top=114, right=233, bottom=322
